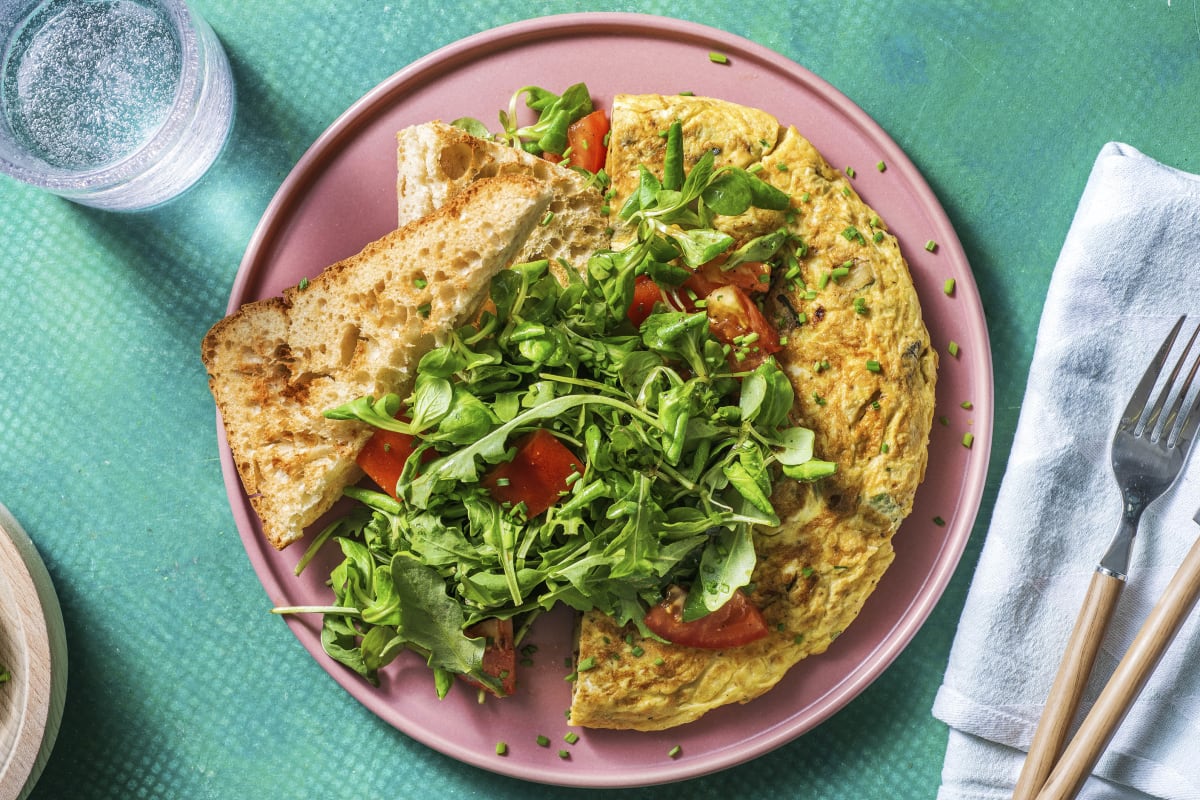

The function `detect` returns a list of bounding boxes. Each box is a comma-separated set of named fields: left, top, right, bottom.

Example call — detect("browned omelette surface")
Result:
left=569, top=94, right=937, bottom=730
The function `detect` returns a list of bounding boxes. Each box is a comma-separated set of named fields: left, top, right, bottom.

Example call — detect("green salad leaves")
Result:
left=283, top=86, right=835, bottom=695
left=453, top=82, right=594, bottom=158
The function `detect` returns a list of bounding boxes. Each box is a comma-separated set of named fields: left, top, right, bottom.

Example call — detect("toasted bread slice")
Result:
left=203, top=174, right=554, bottom=549
left=396, top=121, right=611, bottom=278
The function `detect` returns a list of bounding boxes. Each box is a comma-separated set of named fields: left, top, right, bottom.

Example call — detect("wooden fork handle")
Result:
left=1012, top=569, right=1125, bottom=800
left=1035, top=534, right=1200, bottom=800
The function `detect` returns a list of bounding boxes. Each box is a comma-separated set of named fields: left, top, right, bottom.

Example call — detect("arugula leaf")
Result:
left=389, top=555, right=491, bottom=685
left=323, top=394, right=410, bottom=433
left=683, top=525, right=757, bottom=621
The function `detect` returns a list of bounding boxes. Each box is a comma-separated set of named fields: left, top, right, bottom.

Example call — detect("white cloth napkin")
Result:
left=932, top=142, right=1200, bottom=800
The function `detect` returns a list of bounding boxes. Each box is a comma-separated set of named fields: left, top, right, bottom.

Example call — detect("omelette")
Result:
left=568, top=94, right=937, bottom=730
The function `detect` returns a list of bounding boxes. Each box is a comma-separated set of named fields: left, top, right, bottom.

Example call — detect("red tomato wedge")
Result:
left=461, top=617, right=517, bottom=696
left=482, top=428, right=584, bottom=517
left=627, top=274, right=666, bottom=326
left=356, top=428, right=425, bottom=499
left=563, top=109, right=609, bottom=173
left=703, top=284, right=782, bottom=367
left=643, top=585, right=769, bottom=649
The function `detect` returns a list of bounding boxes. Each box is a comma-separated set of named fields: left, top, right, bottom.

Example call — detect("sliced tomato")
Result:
left=563, top=109, right=609, bottom=173
left=461, top=617, right=517, bottom=696
left=678, top=257, right=772, bottom=306
left=644, top=585, right=769, bottom=649
left=356, top=428, right=423, bottom=499
left=482, top=428, right=584, bottom=517
left=627, top=274, right=666, bottom=326
left=689, top=259, right=772, bottom=297
left=703, top=284, right=782, bottom=365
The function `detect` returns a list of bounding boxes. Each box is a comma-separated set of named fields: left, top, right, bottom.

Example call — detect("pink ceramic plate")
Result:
left=220, top=12, right=992, bottom=788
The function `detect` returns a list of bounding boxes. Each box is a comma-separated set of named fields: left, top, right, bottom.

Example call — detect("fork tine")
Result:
left=1121, top=315, right=1186, bottom=432
left=1165, top=322, right=1200, bottom=447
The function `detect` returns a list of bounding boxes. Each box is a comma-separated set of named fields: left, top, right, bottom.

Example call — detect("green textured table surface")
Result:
left=3, top=2, right=1198, bottom=798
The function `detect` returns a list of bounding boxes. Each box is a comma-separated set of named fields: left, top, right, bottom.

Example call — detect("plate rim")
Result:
left=220, top=11, right=993, bottom=788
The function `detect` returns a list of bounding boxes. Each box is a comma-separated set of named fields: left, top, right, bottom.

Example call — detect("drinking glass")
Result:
left=0, top=0, right=235, bottom=211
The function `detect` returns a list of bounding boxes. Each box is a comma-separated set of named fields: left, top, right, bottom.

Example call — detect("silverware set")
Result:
left=1014, top=315, right=1200, bottom=799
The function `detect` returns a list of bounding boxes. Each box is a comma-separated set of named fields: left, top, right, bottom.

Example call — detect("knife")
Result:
left=1035, top=507, right=1200, bottom=799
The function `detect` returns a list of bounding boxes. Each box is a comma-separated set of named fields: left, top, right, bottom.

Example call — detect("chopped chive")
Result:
left=495, top=477, right=511, bottom=487
left=925, top=239, right=939, bottom=252
left=876, top=160, right=886, bottom=172
left=948, top=341, right=960, bottom=357
left=873, top=231, right=885, bottom=243
left=961, top=400, right=974, bottom=410
left=880, top=442, right=890, bottom=454
left=631, top=645, right=645, bottom=657
left=564, top=732, right=580, bottom=745
left=776, top=162, right=789, bottom=171
left=558, top=750, right=570, bottom=759
left=854, top=297, right=868, bottom=315
left=540, top=211, right=555, bottom=226
left=817, top=271, right=831, bottom=290
left=962, top=432, right=975, bottom=449
left=800, top=192, right=811, bottom=202
left=496, top=741, right=508, bottom=756
left=801, top=566, right=815, bottom=577
left=939, top=415, right=950, bottom=426
left=943, top=277, right=956, bottom=295
left=413, top=277, right=428, bottom=289
left=793, top=633, right=805, bottom=644
left=708, top=51, right=729, bottom=64
left=536, top=735, right=550, bottom=747
left=653, top=657, right=665, bottom=666
left=865, top=359, right=882, bottom=372
left=576, top=656, right=597, bottom=672
left=417, top=302, right=431, bottom=318
left=933, top=516, right=946, bottom=526
left=668, top=745, right=683, bottom=759
left=845, top=166, right=857, bottom=178
left=297, top=277, right=310, bottom=290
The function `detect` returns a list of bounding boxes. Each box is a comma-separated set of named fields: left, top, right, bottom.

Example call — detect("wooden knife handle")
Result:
left=1035, top=535, right=1200, bottom=800
left=1012, top=569, right=1124, bottom=800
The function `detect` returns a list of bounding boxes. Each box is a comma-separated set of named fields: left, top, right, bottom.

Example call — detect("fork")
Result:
left=1012, top=315, right=1200, bottom=800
